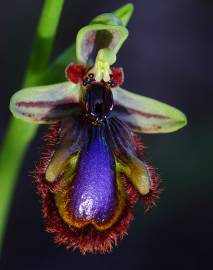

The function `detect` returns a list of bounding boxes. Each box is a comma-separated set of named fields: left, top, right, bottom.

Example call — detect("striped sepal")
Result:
left=10, top=82, right=81, bottom=123
left=112, top=87, right=187, bottom=134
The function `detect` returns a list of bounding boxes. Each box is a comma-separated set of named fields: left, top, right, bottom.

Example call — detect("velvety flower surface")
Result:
left=10, top=8, right=187, bottom=254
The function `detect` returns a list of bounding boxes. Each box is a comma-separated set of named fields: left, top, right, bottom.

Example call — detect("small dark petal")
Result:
left=66, top=63, right=86, bottom=84
left=111, top=67, right=124, bottom=87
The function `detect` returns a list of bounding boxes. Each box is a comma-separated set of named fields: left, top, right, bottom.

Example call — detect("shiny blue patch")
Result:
left=70, top=124, right=116, bottom=223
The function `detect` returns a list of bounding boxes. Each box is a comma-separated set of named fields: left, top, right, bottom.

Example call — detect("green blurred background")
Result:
left=0, top=0, right=212, bottom=269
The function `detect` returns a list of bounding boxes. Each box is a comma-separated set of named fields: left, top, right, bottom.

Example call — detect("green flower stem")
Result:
left=0, top=0, right=64, bottom=254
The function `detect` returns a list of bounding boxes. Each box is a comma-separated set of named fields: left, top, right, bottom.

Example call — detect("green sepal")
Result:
left=113, top=87, right=187, bottom=134
left=113, top=3, right=134, bottom=26
left=76, top=24, right=128, bottom=65
left=10, top=82, right=81, bottom=124
left=92, top=3, right=134, bottom=27
left=41, top=3, right=134, bottom=84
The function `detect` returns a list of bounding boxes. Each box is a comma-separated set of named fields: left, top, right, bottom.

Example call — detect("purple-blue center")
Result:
left=70, top=125, right=117, bottom=223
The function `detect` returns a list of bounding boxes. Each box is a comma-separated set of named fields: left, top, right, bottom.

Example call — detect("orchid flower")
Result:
left=9, top=8, right=187, bottom=254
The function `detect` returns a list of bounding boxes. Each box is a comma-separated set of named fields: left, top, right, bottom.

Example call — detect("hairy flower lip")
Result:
left=9, top=4, right=187, bottom=254
left=33, top=119, right=160, bottom=253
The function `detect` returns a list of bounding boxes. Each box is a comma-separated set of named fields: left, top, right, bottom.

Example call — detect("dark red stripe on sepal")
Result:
left=16, top=97, right=77, bottom=109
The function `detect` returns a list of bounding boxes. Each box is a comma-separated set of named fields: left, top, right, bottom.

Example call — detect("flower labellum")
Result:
left=9, top=4, right=187, bottom=254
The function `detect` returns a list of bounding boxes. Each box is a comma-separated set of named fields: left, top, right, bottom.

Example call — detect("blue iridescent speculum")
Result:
left=9, top=4, right=187, bottom=254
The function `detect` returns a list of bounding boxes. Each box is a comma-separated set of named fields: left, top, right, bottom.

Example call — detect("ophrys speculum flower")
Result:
left=9, top=6, right=187, bottom=254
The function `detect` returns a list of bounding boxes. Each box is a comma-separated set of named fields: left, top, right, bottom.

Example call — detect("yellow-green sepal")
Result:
left=10, top=82, right=81, bottom=124
left=113, top=3, right=134, bottom=26
left=113, top=87, right=187, bottom=134
left=76, top=24, right=128, bottom=65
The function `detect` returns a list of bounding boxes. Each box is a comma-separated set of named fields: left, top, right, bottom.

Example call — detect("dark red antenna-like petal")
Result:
left=66, top=63, right=86, bottom=84
left=111, top=67, right=124, bottom=87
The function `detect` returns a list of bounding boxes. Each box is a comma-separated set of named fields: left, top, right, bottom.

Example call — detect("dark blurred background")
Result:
left=0, top=0, right=213, bottom=269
